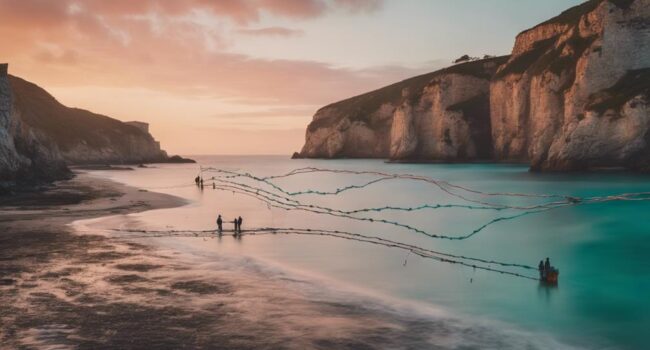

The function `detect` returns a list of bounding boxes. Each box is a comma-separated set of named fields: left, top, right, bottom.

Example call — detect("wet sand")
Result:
left=0, top=173, right=558, bottom=350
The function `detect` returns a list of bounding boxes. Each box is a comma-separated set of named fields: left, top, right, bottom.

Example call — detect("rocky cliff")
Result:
left=299, top=56, right=508, bottom=160
left=1, top=64, right=193, bottom=191
left=8, top=75, right=171, bottom=165
left=0, top=64, right=68, bottom=190
left=298, top=0, right=650, bottom=171
left=492, top=0, right=650, bottom=171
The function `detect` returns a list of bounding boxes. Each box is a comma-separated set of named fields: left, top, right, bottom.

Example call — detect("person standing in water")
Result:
left=216, top=215, right=223, bottom=234
left=237, top=216, right=243, bottom=233
left=233, top=218, right=238, bottom=235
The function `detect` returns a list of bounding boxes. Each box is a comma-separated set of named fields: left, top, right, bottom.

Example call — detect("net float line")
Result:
left=106, top=227, right=539, bottom=281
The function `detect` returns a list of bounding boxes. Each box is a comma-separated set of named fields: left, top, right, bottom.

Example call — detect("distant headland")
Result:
left=0, top=63, right=194, bottom=192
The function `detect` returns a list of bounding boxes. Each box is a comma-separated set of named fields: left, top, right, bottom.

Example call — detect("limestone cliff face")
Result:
left=299, top=57, right=507, bottom=160
left=9, top=75, right=170, bottom=165
left=491, top=0, right=650, bottom=170
left=0, top=64, right=68, bottom=189
left=298, top=0, right=650, bottom=172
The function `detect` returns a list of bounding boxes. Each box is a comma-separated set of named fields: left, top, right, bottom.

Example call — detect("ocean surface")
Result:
left=74, top=155, right=650, bottom=349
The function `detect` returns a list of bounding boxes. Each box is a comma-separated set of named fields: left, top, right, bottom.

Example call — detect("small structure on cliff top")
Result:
left=125, top=121, right=150, bottom=133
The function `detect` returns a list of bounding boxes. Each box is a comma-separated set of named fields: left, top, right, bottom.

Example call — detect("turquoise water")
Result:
left=81, top=156, right=650, bottom=349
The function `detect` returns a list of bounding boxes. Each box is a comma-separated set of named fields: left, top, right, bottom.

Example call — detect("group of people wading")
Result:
left=194, top=175, right=203, bottom=188
left=195, top=173, right=244, bottom=235
left=216, top=214, right=243, bottom=236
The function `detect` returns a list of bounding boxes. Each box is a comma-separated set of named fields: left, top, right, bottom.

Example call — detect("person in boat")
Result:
left=538, top=260, right=545, bottom=279
left=237, top=216, right=243, bottom=233
left=216, top=215, right=223, bottom=233
left=544, top=257, right=551, bottom=274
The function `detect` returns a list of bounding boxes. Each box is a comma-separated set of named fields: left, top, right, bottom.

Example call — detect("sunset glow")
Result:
left=0, top=0, right=581, bottom=155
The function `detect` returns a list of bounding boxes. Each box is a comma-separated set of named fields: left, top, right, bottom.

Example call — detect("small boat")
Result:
left=541, top=268, right=559, bottom=284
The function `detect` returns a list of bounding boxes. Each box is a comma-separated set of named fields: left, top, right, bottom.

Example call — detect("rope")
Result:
left=105, top=227, right=539, bottom=281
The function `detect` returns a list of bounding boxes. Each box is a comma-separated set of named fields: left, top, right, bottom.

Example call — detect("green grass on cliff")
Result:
left=308, top=56, right=509, bottom=132
left=586, top=68, right=650, bottom=113
left=9, top=75, right=150, bottom=152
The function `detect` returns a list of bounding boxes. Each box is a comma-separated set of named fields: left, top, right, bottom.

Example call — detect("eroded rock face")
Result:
left=300, top=57, right=507, bottom=160
left=389, top=102, right=417, bottom=159
left=1, top=63, right=190, bottom=190
left=298, top=0, right=650, bottom=172
left=0, top=64, right=23, bottom=181
left=401, top=73, right=494, bottom=160
left=0, top=64, right=68, bottom=189
left=491, top=0, right=650, bottom=170
left=9, top=75, right=170, bottom=165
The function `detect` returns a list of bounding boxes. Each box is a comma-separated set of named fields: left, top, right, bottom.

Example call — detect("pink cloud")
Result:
left=237, top=26, right=304, bottom=37
left=334, top=0, right=384, bottom=13
left=0, top=0, right=410, bottom=107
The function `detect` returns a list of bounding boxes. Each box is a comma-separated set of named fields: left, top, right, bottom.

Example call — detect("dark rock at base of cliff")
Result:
left=163, top=155, right=196, bottom=164
left=291, top=152, right=302, bottom=159
left=71, top=165, right=134, bottom=171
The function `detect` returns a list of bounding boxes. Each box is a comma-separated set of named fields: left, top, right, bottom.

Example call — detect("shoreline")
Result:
left=0, top=171, right=572, bottom=349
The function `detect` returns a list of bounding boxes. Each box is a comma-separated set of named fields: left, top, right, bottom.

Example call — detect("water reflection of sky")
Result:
left=76, top=156, right=650, bottom=349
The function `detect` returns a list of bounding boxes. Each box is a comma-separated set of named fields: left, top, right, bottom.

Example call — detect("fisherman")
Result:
left=538, top=260, right=545, bottom=280
left=237, top=216, right=243, bottom=233
left=544, top=257, right=551, bottom=274
left=216, top=214, right=223, bottom=233
left=233, top=218, right=238, bottom=235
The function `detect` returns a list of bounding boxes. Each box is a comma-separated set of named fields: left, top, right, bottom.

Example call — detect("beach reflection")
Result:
left=537, top=282, right=559, bottom=303
left=73, top=156, right=650, bottom=349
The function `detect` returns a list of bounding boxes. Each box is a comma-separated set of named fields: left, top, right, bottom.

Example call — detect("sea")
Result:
left=73, top=155, right=650, bottom=349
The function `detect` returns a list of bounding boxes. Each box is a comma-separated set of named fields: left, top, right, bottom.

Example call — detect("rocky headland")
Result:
left=298, top=0, right=650, bottom=172
left=0, top=64, right=193, bottom=191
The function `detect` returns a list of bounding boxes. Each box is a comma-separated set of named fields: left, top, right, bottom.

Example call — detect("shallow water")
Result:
left=75, top=155, right=650, bottom=349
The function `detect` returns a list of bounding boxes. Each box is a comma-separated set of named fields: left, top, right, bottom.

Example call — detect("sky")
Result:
left=0, top=0, right=582, bottom=155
